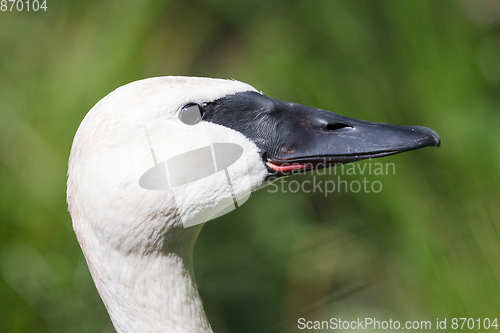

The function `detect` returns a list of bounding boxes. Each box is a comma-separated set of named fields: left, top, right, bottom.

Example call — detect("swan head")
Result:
left=67, top=76, right=440, bottom=332
left=67, top=76, right=440, bottom=256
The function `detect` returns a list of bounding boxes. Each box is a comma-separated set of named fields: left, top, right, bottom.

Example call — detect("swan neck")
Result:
left=85, top=229, right=213, bottom=333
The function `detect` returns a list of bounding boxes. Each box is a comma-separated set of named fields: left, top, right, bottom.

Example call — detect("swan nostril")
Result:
left=325, top=123, right=352, bottom=131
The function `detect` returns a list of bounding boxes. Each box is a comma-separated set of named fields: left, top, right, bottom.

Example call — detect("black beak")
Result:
left=263, top=104, right=440, bottom=174
left=203, top=91, right=440, bottom=176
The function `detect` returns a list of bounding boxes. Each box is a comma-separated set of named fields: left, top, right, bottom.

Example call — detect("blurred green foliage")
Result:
left=1, top=0, right=500, bottom=332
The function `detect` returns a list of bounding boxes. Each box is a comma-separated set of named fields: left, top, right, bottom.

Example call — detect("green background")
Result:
left=1, top=0, right=499, bottom=332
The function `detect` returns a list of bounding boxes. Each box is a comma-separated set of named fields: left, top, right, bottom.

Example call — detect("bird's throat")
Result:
left=81, top=225, right=213, bottom=333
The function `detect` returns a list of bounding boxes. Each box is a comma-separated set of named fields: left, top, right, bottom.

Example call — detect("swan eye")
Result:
left=179, top=104, right=203, bottom=125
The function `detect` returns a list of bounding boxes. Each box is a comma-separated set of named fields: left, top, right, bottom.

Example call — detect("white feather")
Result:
left=67, top=77, right=269, bottom=333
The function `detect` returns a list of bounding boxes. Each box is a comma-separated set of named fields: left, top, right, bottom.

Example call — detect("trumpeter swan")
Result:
left=67, top=76, right=440, bottom=333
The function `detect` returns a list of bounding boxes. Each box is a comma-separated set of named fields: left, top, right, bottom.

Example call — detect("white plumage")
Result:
left=67, top=76, right=439, bottom=333
left=68, top=77, right=268, bottom=333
